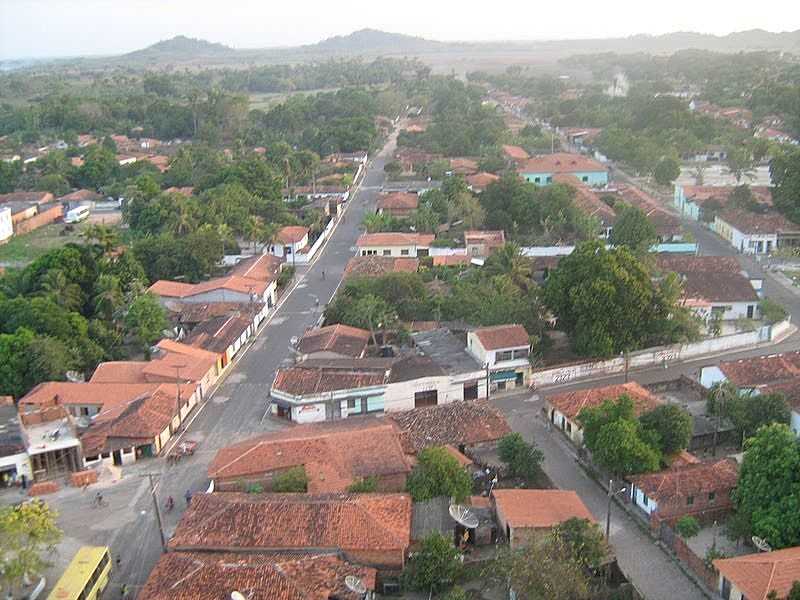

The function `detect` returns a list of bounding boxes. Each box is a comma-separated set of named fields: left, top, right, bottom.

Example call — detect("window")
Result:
left=382, top=249, right=391, bottom=256
left=496, top=350, right=513, bottom=362
left=347, top=398, right=357, bottom=409
left=582, top=176, right=589, bottom=182
left=512, top=348, right=529, bottom=360
left=708, top=491, right=716, bottom=504
left=414, top=390, right=438, bottom=408
left=366, top=397, right=384, bottom=413
left=545, top=176, right=553, bottom=184
left=286, top=246, right=292, bottom=254
left=400, top=249, right=410, bottom=256
left=565, top=421, right=572, bottom=433
left=642, top=494, right=649, bottom=507
left=687, top=495, right=694, bottom=506
left=534, top=177, right=541, bottom=184
left=362, top=249, right=376, bottom=256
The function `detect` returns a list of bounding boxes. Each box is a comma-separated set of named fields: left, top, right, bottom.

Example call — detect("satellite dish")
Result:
left=231, top=592, right=247, bottom=600
left=345, top=575, right=367, bottom=595
left=752, top=536, right=772, bottom=552
left=449, top=504, right=479, bottom=529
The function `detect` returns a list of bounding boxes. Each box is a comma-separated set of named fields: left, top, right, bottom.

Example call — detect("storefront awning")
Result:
left=491, top=370, right=517, bottom=382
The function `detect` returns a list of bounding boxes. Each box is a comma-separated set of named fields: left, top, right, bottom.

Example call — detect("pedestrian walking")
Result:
left=184, top=489, right=192, bottom=506
left=121, top=584, right=129, bottom=600
left=321, top=270, right=325, bottom=280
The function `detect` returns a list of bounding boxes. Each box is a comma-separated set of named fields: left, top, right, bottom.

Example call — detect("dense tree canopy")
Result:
left=405, top=447, right=472, bottom=503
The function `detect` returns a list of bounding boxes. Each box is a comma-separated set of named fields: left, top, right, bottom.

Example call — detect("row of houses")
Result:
left=0, top=254, right=287, bottom=484
left=137, top=401, right=607, bottom=598
left=269, top=323, right=533, bottom=423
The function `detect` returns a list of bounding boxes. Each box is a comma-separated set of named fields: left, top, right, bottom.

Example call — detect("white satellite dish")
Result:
left=752, top=536, right=772, bottom=552
left=449, top=504, right=479, bottom=529
left=231, top=591, right=247, bottom=600
left=344, top=575, right=367, bottom=595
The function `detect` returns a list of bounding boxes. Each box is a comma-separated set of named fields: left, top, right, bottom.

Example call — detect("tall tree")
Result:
left=609, top=205, right=658, bottom=253
left=639, top=404, right=693, bottom=456
left=406, top=447, right=472, bottom=503
left=402, top=532, right=463, bottom=594
left=125, top=293, right=168, bottom=352
left=653, top=157, right=680, bottom=186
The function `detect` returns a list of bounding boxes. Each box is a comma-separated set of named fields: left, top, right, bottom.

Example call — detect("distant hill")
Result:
left=123, top=35, right=236, bottom=60
left=306, top=28, right=443, bottom=54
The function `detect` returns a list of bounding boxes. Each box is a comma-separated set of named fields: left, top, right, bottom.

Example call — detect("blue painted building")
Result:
left=517, top=152, right=608, bottom=187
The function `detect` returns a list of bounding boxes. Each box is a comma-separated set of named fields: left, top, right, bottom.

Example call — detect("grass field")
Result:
left=0, top=221, right=95, bottom=265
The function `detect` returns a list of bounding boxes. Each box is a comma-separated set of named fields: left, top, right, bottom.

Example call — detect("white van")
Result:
left=65, top=205, right=90, bottom=224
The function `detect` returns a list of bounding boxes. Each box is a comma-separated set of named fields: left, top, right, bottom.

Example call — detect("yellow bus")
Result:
left=47, top=546, right=111, bottom=600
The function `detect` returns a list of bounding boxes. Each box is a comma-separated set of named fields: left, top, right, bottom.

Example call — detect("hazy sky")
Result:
left=1, top=0, right=797, bottom=60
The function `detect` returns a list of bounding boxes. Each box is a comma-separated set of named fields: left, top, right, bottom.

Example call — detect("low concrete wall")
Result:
left=294, top=218, right=335, bottom=264
left=532, top=320, right=789, bottom=387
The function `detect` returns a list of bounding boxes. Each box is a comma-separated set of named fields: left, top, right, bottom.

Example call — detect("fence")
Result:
left=659, top=523, right=719, bottom=594
left=293, top=217, right=336, bottom=264
left=14, top=205, right=63, bottom=235
left=531, top=319, right=790, bottom=388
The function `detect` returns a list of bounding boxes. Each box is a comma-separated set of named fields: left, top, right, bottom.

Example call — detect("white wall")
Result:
left=0, top=207, right=12, bottom=243
left=359, top=244, right=423, bottom=257
left=291, top=402, right=326, bottom=423
left=0, top=452, right=32, bottom=481
left=632, top=486, right=657, bottom=515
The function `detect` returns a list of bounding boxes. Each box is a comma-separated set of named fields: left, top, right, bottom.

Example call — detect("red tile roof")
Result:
left=682, top=185, right=772, bottom=207
left=473, top=324, right=530, bottom=350
left=655, top=255, right=742, bottom=274
left=168, top=492, right=412, bottom=554
left=718, top=352, right=800, bottom=388
left=466, top=172, right=500, bottom=190
left=547, top=382, right=663, bottom=420
left=552, top=173, right=616, bottom=224
left=89, top=362, right=148, bottom=384
left=680, top=271, right=759, bottom=304
left=492, top=489, right=595, bottom=528
left=502, top=145, right=530, bottom=161
left=714, top=546, right=800, bottom=600
left=272, top=364, right=387, bottom=397
left=449, top=158, right=479, bottom=174
left=518, top=152, right=607, bottom=175
left=297, top=324, right=371, bottom=358
left=389, top=400, right=511, bottom=453
left=208, top=419, right=410, bottom=493
left=0, top=191, right=54, bottom=205
left=627, top=459, right=738, bottom=503
left=19, top=382, right=159, bottom=409
left=343, top=256, right=419, bottom=278
left=432, top=255, right=472, bottom=267
left=277, top=226, right=309, bottom=245
left=149, top=255, right=281, bottom=299
left=58, top=189, right=101, bottom=203
left=718, top=210, right=800, bottom=235
left=464, top=229, right=505, bottom=248
left=139, top=552, right=376, bottom=600
left=377, top=192, right=418, bottom=210
left=356, top=232, right=435, bottom=248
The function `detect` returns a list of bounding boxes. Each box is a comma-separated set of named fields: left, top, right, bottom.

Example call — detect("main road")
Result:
left=41, top=126, right=400, bottom=596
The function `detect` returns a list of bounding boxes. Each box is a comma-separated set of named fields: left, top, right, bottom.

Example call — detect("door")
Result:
left=515, top=372, right=524, bottom=387
left=112, top=450, right=123, bottom=466
left=747, top=305, right=754, bottom=319
left=463, top=382, right=478, bottom=400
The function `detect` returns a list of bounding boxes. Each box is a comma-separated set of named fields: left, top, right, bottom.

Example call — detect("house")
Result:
left=376, top=192, right=418, bottom=218
left=80, top=382, right=199, bottom=466
left=518, top=152, right=608, bottom=187
left=654, top=255, right=743, bottom=276
left=714, top=210, right=800, bottom=255
left=552, top=173, right=616, bottom=237
left=58, top=189, right=102, bottom=204
left=207, top=418, right=410, bottom=493
left=270, top=226, right=310, bottom=262
left=545, top=382, right=663, bottom=446
left=627, top=458, right=738, bottom=532
left=269, top=359, right=392, bottom=423
left=295, top=324, right=371, bottom=360
left=714, top=546, right=800, bottom=600
left=0, top=191, right=54, bottom=206
left=467, top=324, right=531, bottom=391
left=166, top=301, right=266, bottom=338
left=343, top=255, right=419, bottom=279
left=168, top=492, right=412, bottom=571
left=492, top=489, right=595, bottom=549
left=149, top=254, right=282, bottom=310
left=679, top=271, right=761, bottom=321
left=449, top=158, right=479, bottom=175
left=356, top=232, right=435, bottom=258
left=561, top=127, right=602, bottom=147
left=465, top=172, right=499, bottom=193
left=19, top=382, right=163, bottom=419
left=464, top=230, right=505, bottom=258
left=184, top=311, right=258, bottom=369
left=138, top=552, right=377, bottom=600
left=18, top=403, right=83, bottom=482
left=0, top=207, right=11, bottom=244
left=757, top=127, right=800, bottom=145
left=388, top=400, right=511, bottom=455
left=501, top=145, right=530, bottom=163
left=673, top=185, right=772, bottom=222
left=615, top=184, right=682, bottom=241
left=0, top=398, right=32, bottom=486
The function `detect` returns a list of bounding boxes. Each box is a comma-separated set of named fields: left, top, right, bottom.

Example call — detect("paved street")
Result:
left=23, top=127, right=402, bottom=598
left=493, top=393, right=708, bottom=600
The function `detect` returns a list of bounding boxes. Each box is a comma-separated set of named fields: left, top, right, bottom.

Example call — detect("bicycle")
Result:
left=91, top=495, right=108, bottom=509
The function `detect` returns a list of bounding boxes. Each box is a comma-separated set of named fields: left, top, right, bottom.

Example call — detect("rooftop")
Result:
left=518, top=152, right=607, bottom=175
left=714, top=546, right=800, bottom=600
left=0, top=191, right=54, bottom=205
left=388, top=400, right=511, bottom=454
left=547, top=382, right=663, bottom=420
left=472, top=324, right=530, bottom=350
left=655, top=255, right=743, bottom=274
left=356, top=232, right=435, bottom=248
left=680, top=271, right=759, bottom=304
left=552, top=174, right=616, bottom=225
left=19, top=382, right=159, bottom=408
left=208, top=419, right=410, bottom=493
left=185, top=313, right=253, bottom=355
left=377, top=192, right=418, bottom=210
left=343, top=255, right=420, bottom=278
left=464, top=230, right=505, bottom=247
left=502, top=145, right=530, bottom=161
left=465, top=172, right=500, bottom=190
left=627, top=459, right=738, bottom=503
left=411, top=328, right=482, bottom=376
left=168, top=492, right=412, bottom=554
left=492, top=489, right=595, bottom=529
left=717, top=209, right=800, bottom=235
left=138, top=552, right=376, bottom=600
left=296, top=324, right=371, bottom=358
left=272, top=363, right=388, bottom=397
left=0, top=402, right=26, bottom=458
left=718, top=352, right=800, bottom=388
left=277, top=226, right=309, bottom=245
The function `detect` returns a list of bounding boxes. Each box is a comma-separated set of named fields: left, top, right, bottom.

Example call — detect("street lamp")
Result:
left=605, top=479, right=627, bottom=540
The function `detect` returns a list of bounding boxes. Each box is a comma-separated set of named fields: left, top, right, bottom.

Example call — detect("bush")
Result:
left=272, top=466, right=308, bottom=492
left=277, top=265, right=295, bottom=288
left=760, top=298, right=787, bottom=324
left=406, top=447, right=472, bottom=502
left=438, top=586, right=468, bottom=600
left=347, top=476, right=378, bottom=493
left=676, top=515, right=701, bottom=538
left=245, top=483, right=264, bottom=494
left=497, top=433, right=544, bottom=481
left=403, top=532, right=462, bottom=593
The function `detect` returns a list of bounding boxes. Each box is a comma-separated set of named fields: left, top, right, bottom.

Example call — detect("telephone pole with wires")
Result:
left=140, top=473, right=166, bottom=553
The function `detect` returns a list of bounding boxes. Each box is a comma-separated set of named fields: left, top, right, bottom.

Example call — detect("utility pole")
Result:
left=141, top=473, right=166, bottom=553
left=173, top=364, right=184, bottom=435
left=605, top=479, right=614, bottom=540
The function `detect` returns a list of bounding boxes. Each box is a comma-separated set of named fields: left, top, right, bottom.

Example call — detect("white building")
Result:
left=714, top=210, right=800, bottom=255
left=356, top=232, right=435, bottom=258
left=680, top=271, right=761, bottom=322
left=270, top=226, right=310, bottom=261
left=0, top=401, right=32, bottom=486
left=466, top=324, right=531, bottom=391
left=0, top=206, right=12, bottom=244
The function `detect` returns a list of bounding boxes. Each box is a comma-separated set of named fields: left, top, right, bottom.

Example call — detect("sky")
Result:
left=0, top=0, right=797, bottom=60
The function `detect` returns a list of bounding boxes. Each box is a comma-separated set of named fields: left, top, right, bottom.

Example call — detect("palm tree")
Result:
left=39, top=269, right=83, bottom=312
left=216, top=223, right=235, bottom=255
left=170, top=198, right=198, bottom=236
left=244, top=215, right=265, bottom=254
left=93, top=274, right=124, bottom=323
left=485, top=243, right=532, bottom=290
left=82, top=224, right=119, bottom=255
